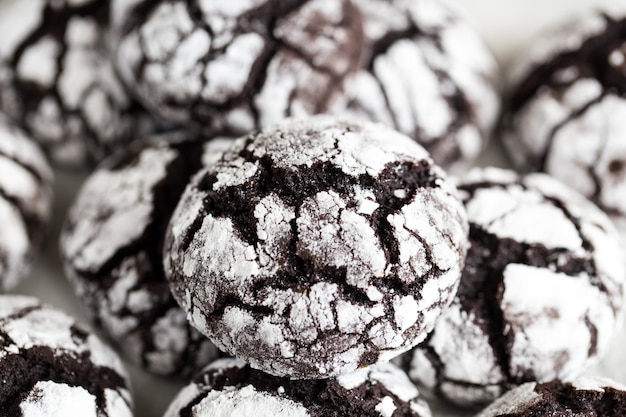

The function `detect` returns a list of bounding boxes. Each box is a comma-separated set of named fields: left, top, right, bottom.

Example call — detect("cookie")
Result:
left=163, top=116, right=469, bottom=379
left=404, top=167, right=626, bottom=407
left=164, top=358, right=431, bottom=417
left=0, top=0, right=144, bottom=167
left=501, top=11, right=626, bottom=231
left=332, top=0, right=500, bottom=172
left=476, top=378, right=626, bottom=417
left=60, top=134, right=231, bottom=377
left=112, top=0, right=364, bottom=136
left=0, top=115, right=53, bottom=291
left=0, top=294, right=133, bottom=416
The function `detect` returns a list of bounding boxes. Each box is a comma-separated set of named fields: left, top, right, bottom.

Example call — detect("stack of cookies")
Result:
left=2, top=1, right=626, bottom=416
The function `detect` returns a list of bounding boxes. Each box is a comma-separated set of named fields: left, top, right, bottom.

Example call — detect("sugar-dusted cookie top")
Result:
left=163, top=116, right=468, bottom=378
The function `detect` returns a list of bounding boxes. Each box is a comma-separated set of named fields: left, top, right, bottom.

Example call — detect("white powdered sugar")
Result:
left=203, top=33, right=265, bottom=103
left=475, top=382, right=540, bottom=417
left=20, top=382, right=98, bottom=417
left=186, top=386, right=310, bottom=417
left=410, top=167, right=626, bottom=407
left=63, top=146, right=175, bottom=272
left=0, top=295, right=133, bottom=417
left=164, top=116, right=468, bottom=379
left=503, top=264, right=614, bottom=381
left=243, top=117, right=432, bottom=178
left=465, top=186, right=583, bottom=250
left=0, top=0, right=46, bottom=60
left=16, top=37, right=59, bottom=86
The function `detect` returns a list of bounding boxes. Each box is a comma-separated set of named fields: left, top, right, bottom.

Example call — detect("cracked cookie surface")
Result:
left=163, top=116, right=468, bottom=379
left=0, top=116, right=53, bottom=292
left=404, top=167, right=626, bottom=407
left=477, top=377, right=626, bottom=417
left=0, top=0, right=144, bottom=167
left=112, top=0, right=364, bottom=137
left=331, top=0, right=500, bottom=173
left=502, top=10, right=626, bottom=232
left=60, top=135, right=232, bottom=377
left=0, top=295, right=133, bottom=417
left=164, top=358, right=431, bottom=417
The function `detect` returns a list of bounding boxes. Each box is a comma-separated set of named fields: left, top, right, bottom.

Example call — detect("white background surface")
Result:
left=13, top=1, right=626, bottom=416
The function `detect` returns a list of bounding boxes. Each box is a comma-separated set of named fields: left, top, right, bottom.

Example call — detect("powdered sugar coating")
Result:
left=0, top=116, right=53, bottom=291
left=164, top=116, right=468, bottom=378
left=405, top=167, right=626, bottom=407
left=477, top=378, right=626, bottom=417
left=332, top=0, right=500, bottom=173
left=0, top=295, right=133, bottom=416
left=61, top=135, right=231, bottom=377
left=502, top=11, right=626, bottom=233
left=0, top=0, right=144, bottom=167
left=164, top=358, right=432, bottom=417
left=113, top=0, right=363, bottom=136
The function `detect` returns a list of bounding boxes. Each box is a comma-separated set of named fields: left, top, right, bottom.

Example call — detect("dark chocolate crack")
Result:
left=174, top=362, right=423, bottom=417
left=185, top=148, right=441, bottom=306
left=509, top=14, right=626, bottom=114
left=460, top=179, right=607, bottom=295
left=503, top=380, right=626, bottom=416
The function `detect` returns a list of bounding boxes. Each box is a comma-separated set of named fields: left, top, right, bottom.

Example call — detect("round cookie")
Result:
left=0, top=294, right=133, bottom=416
left=0, top=115, right=53, bottom=291
left=0, top=0, right=144, bottom=167
left=61, top=134, right=231, bottom=377
left=477, top=378, right=626, bottom=417
left=332, top=0, right=500, bottom=173
left=163, top=116, right=469, bottom=379
left=164, top=358, right=432, bottom=417
left=112, top=0, right=364, bottom=136
left=502, top=10, right=626, bottom=232
left=404, top=167, right=626, bottom=407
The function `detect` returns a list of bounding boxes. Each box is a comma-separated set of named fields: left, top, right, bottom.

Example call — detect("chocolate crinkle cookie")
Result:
left=164, top=358, right=432, bottom=417
left=111, top=0, right=364, bottom=136
left=0, top=295, right=133, bottom=417
left=332, top=0, right=500, bottom=173
left=0, top=0, right=144, bottom=167
left=163, top=116, right=469, bottom=379
left=404, top=167, right=626, bottom=407
left=60, top=134, right=233, bottom=377
left=0, top=116, right=53, bottom=292
left=502, top=10, right=626, bottom=232
left=476, top=377, right=626, bottom=417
